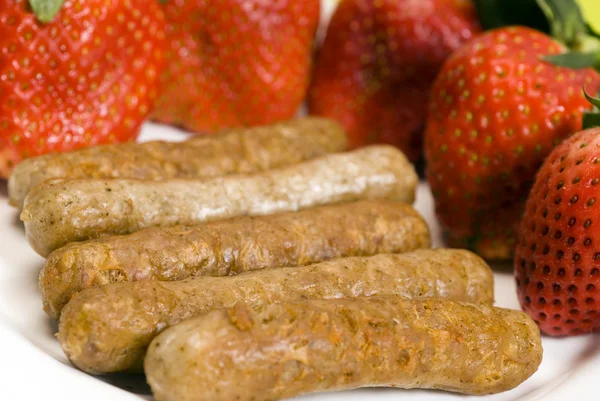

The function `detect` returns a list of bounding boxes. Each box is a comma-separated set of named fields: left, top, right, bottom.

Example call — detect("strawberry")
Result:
left=0, top=0, right=167, bottom=179
left=424, top=26, right=600, bottom=260
left=308, top=0, right=481, bottom=160
left=151, top=0, right=320, bottom=133
left=515, top=127, right=600, bottom=336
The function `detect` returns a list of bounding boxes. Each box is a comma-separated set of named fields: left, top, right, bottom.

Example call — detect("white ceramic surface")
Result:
left=0, top=122, right=598, bottom=401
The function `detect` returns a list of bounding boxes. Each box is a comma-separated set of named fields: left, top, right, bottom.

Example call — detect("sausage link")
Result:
left=41, top=200, right=430, bottom=319
left=57, top=249, right=493, bottom=374
left=22, top=145, right=417, bottom=256
left=145, top=297, right=542, bottom=401
left=8, top=117, right=347, bottom=208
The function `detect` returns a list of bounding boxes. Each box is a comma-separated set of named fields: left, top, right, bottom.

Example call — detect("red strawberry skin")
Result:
left=425, top=26, right=600, bottom=259
left=308, top=0, right=481, bottom=160
left=152, top=0, right=320, bottom=133
left=0, top=0, right=167, bottom=179
left=516, top=128, right=600, bottom=336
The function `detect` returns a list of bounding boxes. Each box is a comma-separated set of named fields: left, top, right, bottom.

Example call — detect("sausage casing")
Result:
left=22, top=145, right=418, bottom=256
left=145, top=297, right=542, bottom=401
left=57, top=249, right=493, bottom=374
left=41, top=200, right=430, bottom=319
left=8, top=117, right=347, bottom=208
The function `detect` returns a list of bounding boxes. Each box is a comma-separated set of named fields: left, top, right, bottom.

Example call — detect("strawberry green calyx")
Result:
left=583, top=87, right=600, bottom=129
left=475, top=0, right=600, bottom=52
left=29, top=0, right=65, bottom=23
left=535, top=0, right=588, bottom=49
left=537, top=0, right=600, bottom=85
left=28, top=0, right=170, bottom=24
left=533, top=0, right=600, bottom=52
left=544, top=51, right=600, bottom=69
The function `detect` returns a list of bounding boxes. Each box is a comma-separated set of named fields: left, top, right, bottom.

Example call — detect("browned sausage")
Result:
left=8, top=117, right=347, bottom=208
left=145, top=297, right=542, bottom=401
left=58, top=249, right=493, bottom=374
left=22, top=145, right=418, bottom=256
left=41, top=200, right=430, bottom=318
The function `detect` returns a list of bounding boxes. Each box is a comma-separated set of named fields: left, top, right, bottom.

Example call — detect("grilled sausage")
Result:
left=57, top=249, right=493, bottom=374
left=8, top=117, right=347, bottom=209
left=22, top=145, right=418, bottom=256
left=41, top=200, right=430, bottom=319
left=145, top=297, right=542, bottom=401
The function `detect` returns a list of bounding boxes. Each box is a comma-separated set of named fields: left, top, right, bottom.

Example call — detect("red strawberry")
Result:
left=515, top=127, right=600, bottom=336
left=0, top=0, right=167, bottom=179
left=151, top=0, right=320, bottom=133
left=308, top=0, right=481, bottom=160
left=425, top=26, right=600, bottom=259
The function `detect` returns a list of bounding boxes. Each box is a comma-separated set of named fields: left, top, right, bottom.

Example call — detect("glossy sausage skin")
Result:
left=22, top=145, right=418, bottom=256
left=58, top=249, right=493, bottom=374
left=41, top=200, right=430, bottom=318
left=8, top=117, right=347, bottom=208
left=145, top=297, right=542, bottom=401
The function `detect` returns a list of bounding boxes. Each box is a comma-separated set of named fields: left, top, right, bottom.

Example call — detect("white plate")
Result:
left=0, top=123, right=598, bottom=401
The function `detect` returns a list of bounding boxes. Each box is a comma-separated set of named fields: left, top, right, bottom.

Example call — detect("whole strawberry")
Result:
left=425, top=26, right=600, bottom=259
left=308, top=0, right=481, bottom=160
left=516, top=128, right=600, bottom=336
left=0, top=0, right=167, bottom=179
left=152, top=0, right=320, bottom=133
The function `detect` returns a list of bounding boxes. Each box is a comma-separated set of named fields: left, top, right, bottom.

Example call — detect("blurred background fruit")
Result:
left=151, top=0, right=320, bottom=133
left=0, top=0, right=167, bottom=179
left=308, top=0, right=481, bottom=161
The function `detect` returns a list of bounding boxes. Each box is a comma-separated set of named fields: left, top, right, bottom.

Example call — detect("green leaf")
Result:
left=536, top=0, right=588, bottom=48
left=473, top=0, right=550, bottom=32
left=543, top=52, right=600, bottom=69
left=29, top=0, right=65, bottom=23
